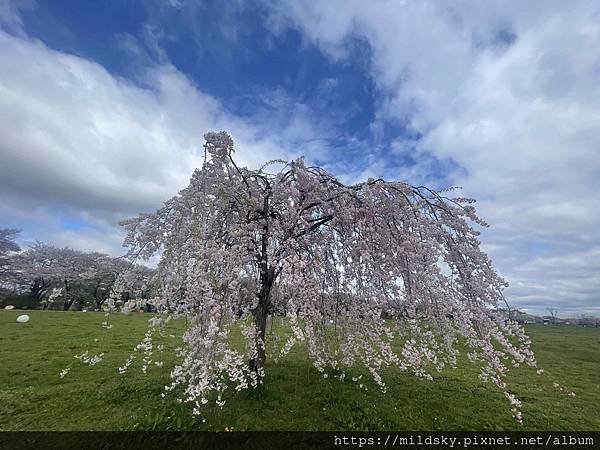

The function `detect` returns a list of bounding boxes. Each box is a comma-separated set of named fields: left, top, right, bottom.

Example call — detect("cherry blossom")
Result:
left=118, top=131, right=538, bottom=421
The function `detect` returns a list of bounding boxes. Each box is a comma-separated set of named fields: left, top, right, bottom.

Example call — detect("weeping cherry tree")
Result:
left=116, top=131, right=538, bottom=422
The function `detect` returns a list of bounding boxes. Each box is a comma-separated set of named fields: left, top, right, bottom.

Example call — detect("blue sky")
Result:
left=1, top=0, right=599, bottom=317
left=12, top=0, right=440, bottom=182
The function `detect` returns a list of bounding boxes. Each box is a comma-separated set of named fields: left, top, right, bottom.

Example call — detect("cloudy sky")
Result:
left=1, top=0, right=599, bottom=317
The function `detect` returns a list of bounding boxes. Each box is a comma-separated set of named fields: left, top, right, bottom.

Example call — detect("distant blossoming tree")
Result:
left=0, top=228, right=21, bottom=295
left=0, top=228, right=20, bottom=278
left=12, top=242, right=151, bottom=310
left=118, top=132, right=538, bottom=421
left=13, top=242, right=95, bottom=310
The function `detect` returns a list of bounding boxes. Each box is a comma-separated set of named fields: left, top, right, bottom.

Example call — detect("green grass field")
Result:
left=0, top=310, right=598, bottom=431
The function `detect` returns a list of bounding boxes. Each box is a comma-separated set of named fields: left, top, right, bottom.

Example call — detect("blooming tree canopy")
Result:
left=13, top=242, right=98, bottom=310
left=119, top=132, right=537, bottom=421
left=0, top=228, right=20, bottom=278
left=12, top=242, right=150, bottom=310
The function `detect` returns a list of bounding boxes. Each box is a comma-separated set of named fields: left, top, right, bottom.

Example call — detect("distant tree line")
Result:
left=0, top=228, right=155, bottom=311
left=505, top=307, right=599, bottom=327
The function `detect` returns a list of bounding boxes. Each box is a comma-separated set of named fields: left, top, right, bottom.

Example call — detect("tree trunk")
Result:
left=31, top=277, right=50, bottom=308
left=94, top=282, right=105, bottom=311
left=249, top=265, right=275, bottom=374
left=250, top=302, right=268, bottom=373
left=248, top=188, right=278, bottom=375
left=63, top=280, right=74, bottom=311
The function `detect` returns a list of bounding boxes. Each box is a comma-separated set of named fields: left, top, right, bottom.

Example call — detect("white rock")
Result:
left=4, top=305, right=15, bottom=310
left=16, top=314, right=30, bottom=323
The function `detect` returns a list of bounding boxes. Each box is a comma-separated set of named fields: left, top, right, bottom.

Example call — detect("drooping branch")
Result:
left=116, top=132, right=538, bottom=423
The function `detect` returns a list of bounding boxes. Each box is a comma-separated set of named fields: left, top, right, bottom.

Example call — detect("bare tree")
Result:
left=578, top=314, right=599, bottom=327
left=546, top=308, right=559, bottom=325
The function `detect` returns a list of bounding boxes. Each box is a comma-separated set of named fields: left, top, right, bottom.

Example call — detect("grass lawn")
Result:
left=0, top=310, right=598, bottom=431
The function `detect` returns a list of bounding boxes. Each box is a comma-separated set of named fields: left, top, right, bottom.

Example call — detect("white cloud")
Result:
left=0, top=28, right=314, bottom=256
left=2, top=1, right=599, bottom=316
left=269, top=0, right=600, bottom=316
